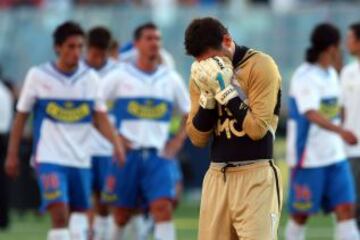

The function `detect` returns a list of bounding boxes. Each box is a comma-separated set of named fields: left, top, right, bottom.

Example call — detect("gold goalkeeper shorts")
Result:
left=198, top=160, right=283, bottom=240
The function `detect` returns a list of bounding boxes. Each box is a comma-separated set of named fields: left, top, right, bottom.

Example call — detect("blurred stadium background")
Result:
left=1, top=0, right=360, bottom=239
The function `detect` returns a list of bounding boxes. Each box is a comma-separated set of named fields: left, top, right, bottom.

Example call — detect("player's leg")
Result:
left=349, top=157, right=360, bottom=228
left=142, top=152, right=177, bottom=240
left=92, top=156, right=113, bottom=240
left=67, top=166, right=92, bottom=240
left=102, top=150, right=140, bottom=239
left=197, top=165, right=234, bottom=240
left=36, top=163, right=71, bottom=240
left=324, top=161, right=359, bottom=240
left=285, top=166, right=325, bottom=240
left=229, top=161, right=282, bottom=240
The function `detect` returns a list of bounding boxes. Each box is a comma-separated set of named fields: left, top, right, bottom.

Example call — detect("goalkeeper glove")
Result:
left=192, top=56, right=238, bottom=105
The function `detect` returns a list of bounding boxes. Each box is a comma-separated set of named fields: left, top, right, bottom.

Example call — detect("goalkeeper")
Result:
left=184, top=17, right=283, bottom=240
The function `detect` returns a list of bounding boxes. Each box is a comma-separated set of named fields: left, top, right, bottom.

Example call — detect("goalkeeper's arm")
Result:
left=186, top=79, right=217, bottom=147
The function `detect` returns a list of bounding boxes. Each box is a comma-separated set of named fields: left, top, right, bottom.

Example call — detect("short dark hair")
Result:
left=306, top=23, right=340, bottom=63
left=184, top=17, right=229, bottom=57
left=134, top=22, right=158, bottom=41
left=350, top=22, right=360, bottom=40
left=87, top=26, right=112, bottom=50
left=53, top=21, right=85, bottom=46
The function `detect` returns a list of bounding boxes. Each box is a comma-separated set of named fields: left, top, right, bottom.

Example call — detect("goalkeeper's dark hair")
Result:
left=87, top=26, right=112, bottom=50
left=53, top=21, right=85, bottom=46
left=350, top=22, right=360, bottom=40
left=134, top=22, right=158, bottom=41
left=306, top=23, right=340, bottom=63
left=184, top=17, right=229, bottom=57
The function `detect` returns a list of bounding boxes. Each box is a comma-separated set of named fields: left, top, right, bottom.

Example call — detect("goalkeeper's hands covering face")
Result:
left=191, top=56, right=239, bottom=107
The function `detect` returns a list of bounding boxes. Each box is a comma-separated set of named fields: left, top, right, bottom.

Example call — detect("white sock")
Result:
left=111, top=224, right=125, bottom=240
left=47, top=228, right=71, bottom=240
left=69, top=213, right=89, bottom=240
left=154, top=221, right=176, bottom=240
left=94, top=216, right=113, bottom=240
left=285, top=219, right=306, bottom=240
left=131, top=215, right=153, bottom=240
left=335, top=219, right=360, bottom=240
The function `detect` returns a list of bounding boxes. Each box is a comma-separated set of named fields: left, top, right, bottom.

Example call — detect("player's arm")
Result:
left=186, top=79, right=217, bottom=147
left=93, top=111, right=125, bottom=165
left=305, top=110, right=357, bottom=145
left=5, top=112, right=29, bottom=178
left=93, top=71, right=126, bottom=165
left=163, top=115, right=188, bottom=159
left=5, top=68, right=36, bottom=178
left=216, top=54, right=281, bottom=140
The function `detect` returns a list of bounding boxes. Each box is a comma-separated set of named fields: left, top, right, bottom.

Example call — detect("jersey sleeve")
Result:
left=16, top=68, right=38, bottom=113
left=339, top=68, right=349, bottom=107
left=292, top=74, right=320, bottom=114
left=93, top=72, right=107, bottom=112
left=242, top=54, right=282, bottom=140
left=171, top=72, right=190, bottom=115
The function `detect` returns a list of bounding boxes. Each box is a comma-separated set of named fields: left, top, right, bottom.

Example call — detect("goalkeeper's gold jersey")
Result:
left=186, top=45, right=282, bottom=162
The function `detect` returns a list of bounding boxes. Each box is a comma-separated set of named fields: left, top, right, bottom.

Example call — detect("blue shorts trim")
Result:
left=36, top=163, right=91, bottom=212
left=102, top=149, right=175, bottom=208
left=288, top=160, right=355, bottom=215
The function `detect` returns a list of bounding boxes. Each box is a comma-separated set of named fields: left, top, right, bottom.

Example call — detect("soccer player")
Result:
left=184, top=17, right=282, bottom=240
left=101, top=22, right=189, bottom=240
left=84, top=26, right=118, bottom=240
left=340, top=22, right=360, bottom=228
left=285, top=23, right=359, bottom=240
left=4, top=21, right=125, bottom=240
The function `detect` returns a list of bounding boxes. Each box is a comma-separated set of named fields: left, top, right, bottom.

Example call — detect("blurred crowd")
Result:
left=0, top=0, right=229, bottom=8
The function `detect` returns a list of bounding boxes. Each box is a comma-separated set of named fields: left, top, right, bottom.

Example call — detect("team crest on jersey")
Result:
left=127, top=100, right=168, bottom=119
left=293, top=184, right=313, bottom=211
left=46, top=101, right=92, bottom=123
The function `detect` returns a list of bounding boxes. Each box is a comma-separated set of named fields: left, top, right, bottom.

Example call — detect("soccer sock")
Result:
left=335, top=219, right=360, bottom=240
left=111, top=224, right=125, bottom=240
left=69, top=213, right=89, bottom=240
left=285, top=219, right=306, bottom=240
left=93, top=215, right=112, bottom=240
left=47, top=228, right=71, bottom=240
left=130, top=215, right=153, bottom=240
left=154, top=221, right=176, bottom=240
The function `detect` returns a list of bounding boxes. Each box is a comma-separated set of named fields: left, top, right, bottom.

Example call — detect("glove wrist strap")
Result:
left=215, top=84, right=238, bottom=105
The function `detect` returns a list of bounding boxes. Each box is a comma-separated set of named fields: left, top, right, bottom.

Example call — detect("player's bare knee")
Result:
left=113, top=208, right=133, bottom=226
left=292, top=214, right=308, bottom=225
left=335, top=203, right=355, bottom=221
left=150, top=199, right=173, bottom=222
left=48, top=203, right=69, bottom=228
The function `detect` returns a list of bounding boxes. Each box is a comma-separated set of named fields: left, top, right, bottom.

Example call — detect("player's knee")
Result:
left=93, top=193, right=110, bottom=216
left=113, top=208, right=133, bottom=226
left=48, top=203, right=69, bottom=228
left=150, top=199, right=173, bottom=222
left=291, top=214, right=308, bottom=225
left=335, top=203, right=355, bottom=221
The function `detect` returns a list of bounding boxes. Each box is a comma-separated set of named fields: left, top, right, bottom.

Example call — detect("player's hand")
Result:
left=5, top=154, right=20, bottom=179
left=162, top=137, right=183, bottom=159
left=114, top=136, right=126, bottom=166
left=191, top=56, right=237, bottom=105
left=340, top=129, right=358, bottom=145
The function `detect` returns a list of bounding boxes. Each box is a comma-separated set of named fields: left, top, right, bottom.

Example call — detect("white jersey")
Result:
left=101, top=62, right=190, bottom=151
left=85, top=60, right=118, bottom=157
left=287, top=63, right=346, bottom=168
left=17, top=62, right=106, bottom=168
left=340, top=60, right=360, bottom=158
